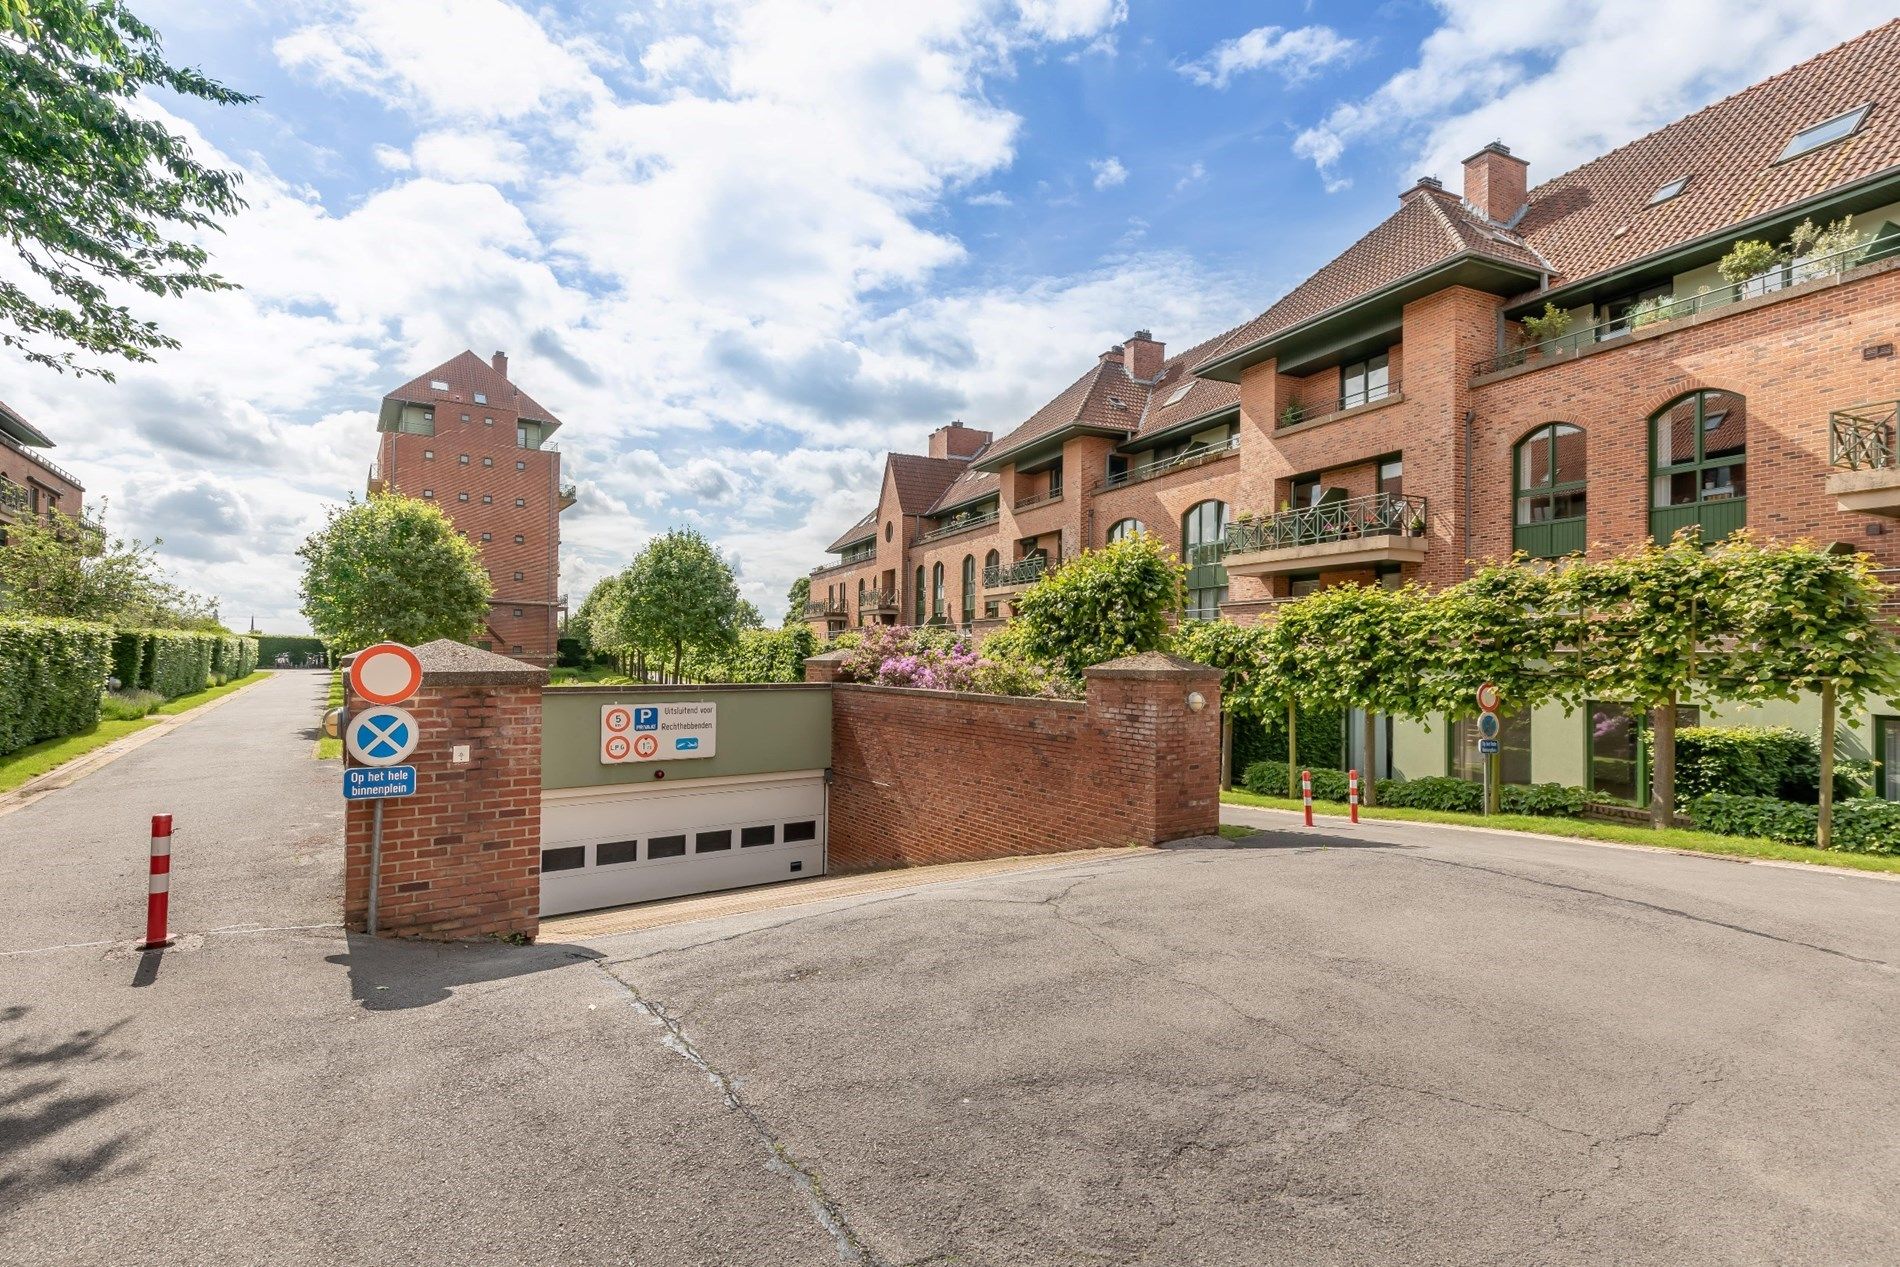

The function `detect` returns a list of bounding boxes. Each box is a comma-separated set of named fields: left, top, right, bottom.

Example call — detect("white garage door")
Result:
left=539, top=772, right=827, bottom=916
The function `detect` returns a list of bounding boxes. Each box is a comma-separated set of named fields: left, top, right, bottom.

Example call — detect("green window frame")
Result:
left=1448, top=710, right=1533, bottom=786
left=1514, top=423, right=1587, bottom=558
left=961, top=555, right=976, bottom=624
left=931, top=562, right=945, bottom=621
left=1106, top=517, right=1144, bottom=543
left=1650, top=390, right=1746, bottom=544
left=914, top=566, right=925, bottom=624
left=1181, top=499, right=1228, bottom=620
left=1879, top=715, right=1899, bottom=802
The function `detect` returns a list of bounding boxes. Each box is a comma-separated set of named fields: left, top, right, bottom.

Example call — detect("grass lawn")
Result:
left=1220, top=787, right=1900, bottom=877
left=0, top=671, right=271, bottom=795
left=315, top=669, right=344, bottom=758
left=548, top=665, right=628, bottom=686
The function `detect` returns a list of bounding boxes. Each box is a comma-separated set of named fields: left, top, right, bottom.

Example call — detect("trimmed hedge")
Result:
left=1376, top=776, right=1483, bottom=813
left=1233, top=700, right=1346, bottom=773
left=1242, top=760, right=1350, bottom=802
left=0, top=617, right=113, bottom=757
left=1687, top=793, right=1900, bottom=854
left=1500, top=783, right=1586, bottom=818
left=256, top=633, right=327, bottom=665
left=1676, top=726, right=1821, bottom=802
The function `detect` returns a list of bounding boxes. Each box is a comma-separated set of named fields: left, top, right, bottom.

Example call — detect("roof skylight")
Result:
left=1648, top=175, right=1690, bottom=205
left=1164, top=383, right=1193, bottom=406
left=1775, top=104, right=1870, bottom=163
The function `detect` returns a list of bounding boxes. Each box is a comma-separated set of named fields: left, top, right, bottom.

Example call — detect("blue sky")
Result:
left=1, top=0, right=1880, bottom=632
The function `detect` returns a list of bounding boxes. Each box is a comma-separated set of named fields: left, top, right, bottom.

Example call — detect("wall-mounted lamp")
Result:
left=1186, top=691, right=1207, bottom=713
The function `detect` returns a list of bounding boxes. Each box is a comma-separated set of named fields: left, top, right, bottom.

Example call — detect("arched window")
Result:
left=931, top=562, right=946, bottom=620
left=1181, top=500, right=1229, bottom=620
left=961, top=555, right=976, bottom=623
left=1514, top=423, right=1586, bottom=557
left=1106, top=518, right=1145, bottom=543
left=914, top=565, right=925, bottom=624
left=983, top=548, right=1000, bottom=585
left=857, top=578, right=866, bottom=624
left=1651, top=390, right=1746, bottom=543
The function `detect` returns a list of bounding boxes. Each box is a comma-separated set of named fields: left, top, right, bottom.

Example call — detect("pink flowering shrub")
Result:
left=833, top=625, right=1074, bottom=698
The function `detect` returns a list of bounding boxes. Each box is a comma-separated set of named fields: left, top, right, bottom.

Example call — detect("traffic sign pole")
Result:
left=367, top=799, right=383, bottom=937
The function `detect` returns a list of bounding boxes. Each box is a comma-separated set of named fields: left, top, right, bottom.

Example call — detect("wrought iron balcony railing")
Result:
left=1097, top=433, right=1239, bottom=491
left=1222, top=492, right=1429, bottom=555
left=1012, top=487, right=1064, bottom=512
left=1830, top=401, right=1899, bottom=470
left=802, top=598, right=849, bottom=618
left=1474, top=236, right=1897, bottom=377
left=859, top=587, right=897, bottom=611
left=1277, top=384, right=1401, bottom=428
left=916, top=507, right=1000, bottom=544
left=982, top=554, right=1056, bottom=588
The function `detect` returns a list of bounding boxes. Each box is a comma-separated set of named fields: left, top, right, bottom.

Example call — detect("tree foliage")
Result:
left=296, top=494, right=492, bottom=653
left=1, top=0, right=253, bottom=376
left=1011, top=532, right=1181, bottom=682
left=608, top=528, right=744, bottom=682
left=784, top=575, right=810, bottom=626
left=0, top=508, right=218, bottom=627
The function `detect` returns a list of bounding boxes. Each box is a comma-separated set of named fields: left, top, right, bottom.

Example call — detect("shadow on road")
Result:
left=325, top=933, right=602, bottom=1011
left=1175, top=827, right=1408, bottom=852
left=0, top=1005, right=144, bottom=1218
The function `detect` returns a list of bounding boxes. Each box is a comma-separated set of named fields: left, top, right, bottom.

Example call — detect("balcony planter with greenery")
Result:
left=1516, top=302, right=1571, bottom=354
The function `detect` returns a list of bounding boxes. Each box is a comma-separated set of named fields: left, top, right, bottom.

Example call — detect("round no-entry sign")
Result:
left=350, top=642, right=423, bottom=705
left=1475, top=682, right=1501, bottom=713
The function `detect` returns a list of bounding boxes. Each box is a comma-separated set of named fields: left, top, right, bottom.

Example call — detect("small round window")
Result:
left=884, top=522, right=893, bottom=541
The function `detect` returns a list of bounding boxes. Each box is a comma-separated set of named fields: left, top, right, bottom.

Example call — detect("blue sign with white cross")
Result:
left=346, top=705, right=420, bottom=767
left=344, top=765, right=416, bottom=800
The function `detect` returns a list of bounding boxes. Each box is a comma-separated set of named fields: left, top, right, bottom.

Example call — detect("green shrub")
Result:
left=236, top=636, right=259, bottom=677
left=110, top=630, right=145, bottom=688
left=1687, top=793, right=1817, bottom=845
left=1242, top=761, right=1350, bottom=802
left=100, top=689, right=164, bottom=721
left=1377, top=776, right=1483, bottom=813
left=1233, top=700, right=1346, bottom=771
left=1689, top=793, right=1900, bottom=854
left=137, top=630, right=214, bottom=699
left=1499, top=783, right=1586, bottom=817
left=1832, top=799, right=1900, bottom=855
left=556, top=637, right=586, bottom=668
left=0, top=617, right=113, bottom=756
left=255, top=634, right=327, bottom=665
left=1675, top=726, right=1822, bottom=802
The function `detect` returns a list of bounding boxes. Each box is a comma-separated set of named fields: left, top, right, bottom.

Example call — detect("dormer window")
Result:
left=429, top=379, right=449, bottom=391
left=1775, top=104, right=1870, bottom=163
left=1648, top=175, right=1690, bottom=205
left=474, top=392, right=487, bottom=404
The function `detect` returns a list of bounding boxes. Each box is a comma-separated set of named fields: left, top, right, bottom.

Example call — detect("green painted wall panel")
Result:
left=1390, top=715, right=1446, bottom=779
left=542, top=685, right=832, bottom=790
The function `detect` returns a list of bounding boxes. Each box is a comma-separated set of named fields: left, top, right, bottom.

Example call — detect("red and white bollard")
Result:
left=141, top=814, right=173, bottom=950
left=1300, top=768, right=1314, bottom=827
left=1349, top=769, right=1360, bottom=824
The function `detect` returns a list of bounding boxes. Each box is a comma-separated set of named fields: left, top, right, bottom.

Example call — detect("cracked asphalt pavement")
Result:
left=6, top=683, right=1899, bottom=1265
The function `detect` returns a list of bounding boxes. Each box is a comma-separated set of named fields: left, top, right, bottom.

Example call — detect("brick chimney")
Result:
left=1462, top=142, right=1528, bottom=225
left=1400, top=175, right=1447, bottom=204
left=491, top=350, right=509, bottom=378
left=1098, top=345, right=1124, bottom=366
left=1122, top=330, right=1165, bottom=381
left=928, top=420, right=992, bottom=460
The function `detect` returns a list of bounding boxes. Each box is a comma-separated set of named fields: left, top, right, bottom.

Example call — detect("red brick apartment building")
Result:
left=370, top=351, right=574, bottom=664
left=807, top=21, right=1900, bottom=800
left=0, top=399, right=88, bottom=543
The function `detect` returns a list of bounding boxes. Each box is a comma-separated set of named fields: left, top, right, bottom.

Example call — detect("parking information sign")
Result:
left=344, top=765, right=417, bottom=799
left=601, top=701, right=718, bottom=764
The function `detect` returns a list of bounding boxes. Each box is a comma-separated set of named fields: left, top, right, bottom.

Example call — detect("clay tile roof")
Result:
left=824, top=508, right=877, bottom=553
left=384, top=350, right=564, bottom=430
left=1133, top=333, right=1244, bottom=440
left=927, top=462, right=1001, bottom=514
left=887, top=453, right=969, bottom=514
left=1516, top=19, right=1900, bottom=289
left=1198, top=185, right=1546, bottom=371
left=982, top=358, right=1148, bottom=463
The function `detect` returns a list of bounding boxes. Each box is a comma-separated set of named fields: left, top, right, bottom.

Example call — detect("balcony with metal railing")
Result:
left=1827, top=401, right=1900, bottom=518
left=1473, top=237, right=1898, bottom=378
left=916, top=506, right=1000, bottom=544
left=0, top=478, right=29, bottom=521
left=803, top=597, right=849, bottom=621
left=859, top=586, right=898, bottom=614
left=1220, top=491, right=1430, bottom=578
left=982, top=554, right=1056, bottom=593
left=1012, top=486, right=1064, bottom=512
left=1097, top=433, right=1239, bottom=492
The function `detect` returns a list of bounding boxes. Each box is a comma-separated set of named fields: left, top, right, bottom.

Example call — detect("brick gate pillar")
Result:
left=1083, top=651, right=1223, bottom=844
left=343, top=640, right=547, bottom=941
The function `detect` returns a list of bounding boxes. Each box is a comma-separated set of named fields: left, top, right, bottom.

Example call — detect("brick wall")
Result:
left=343, top=642, right=546, bottom=940
left=815, top=650, right=1221, bottom=869
left=0, top=441, right=84, bottom=524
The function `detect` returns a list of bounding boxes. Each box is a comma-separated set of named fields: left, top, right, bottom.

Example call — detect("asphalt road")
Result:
left=5, top=688, right=1899, bottom=1265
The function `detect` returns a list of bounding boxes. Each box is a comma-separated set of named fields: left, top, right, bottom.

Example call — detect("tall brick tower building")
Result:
left=370, top=350, right=573, bottom=663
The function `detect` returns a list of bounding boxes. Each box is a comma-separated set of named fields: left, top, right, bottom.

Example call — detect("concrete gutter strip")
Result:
left=1221, top=802, right=1900, bottom=885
